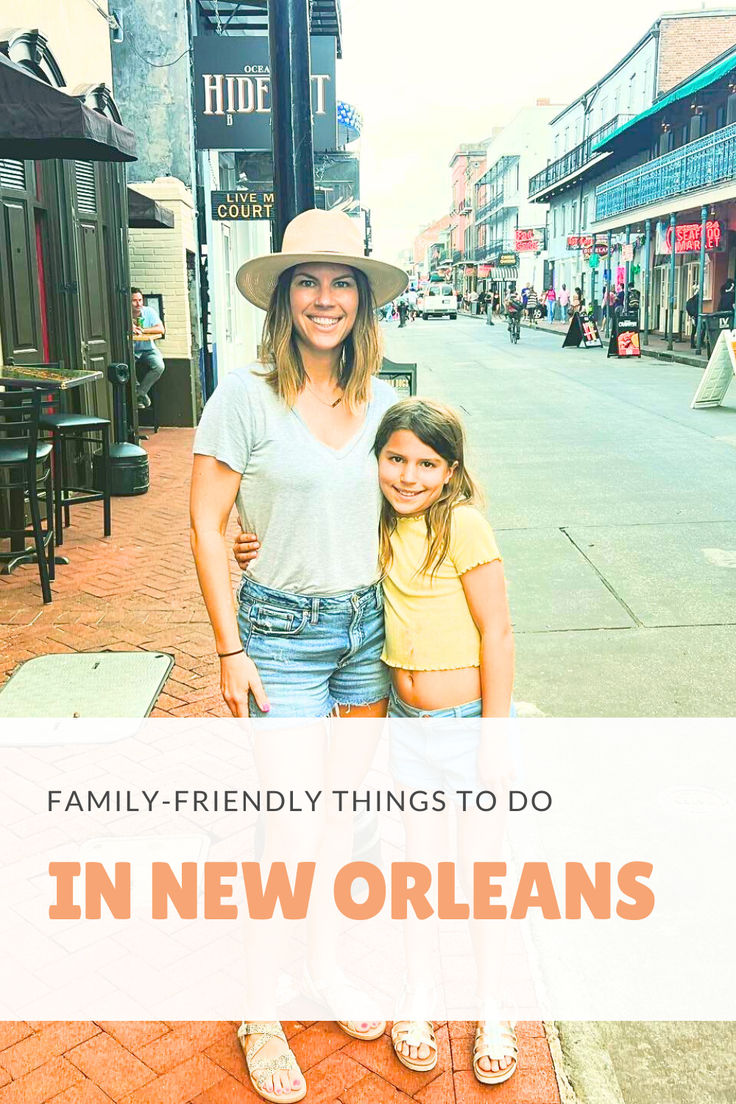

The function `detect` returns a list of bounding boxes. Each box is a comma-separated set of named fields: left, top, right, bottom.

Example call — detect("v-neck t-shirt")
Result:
left=193, top=363, right=397, bottom=595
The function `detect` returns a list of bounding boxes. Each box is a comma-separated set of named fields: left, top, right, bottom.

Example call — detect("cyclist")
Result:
left=505, top=289, right=523, bottom=343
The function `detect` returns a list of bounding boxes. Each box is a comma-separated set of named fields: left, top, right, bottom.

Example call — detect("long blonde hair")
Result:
left=259, top=265, right=383, bottom=411
left=374, top=398, right=481, bottom=577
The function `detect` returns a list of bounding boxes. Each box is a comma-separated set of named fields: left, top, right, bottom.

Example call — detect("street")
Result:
left=385, top=314, right=736, bottom=717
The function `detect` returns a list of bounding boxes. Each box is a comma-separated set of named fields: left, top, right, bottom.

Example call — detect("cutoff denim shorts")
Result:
left=237, top=576, right=390, bottom=717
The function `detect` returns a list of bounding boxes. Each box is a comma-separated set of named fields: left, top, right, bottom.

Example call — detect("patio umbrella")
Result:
left=0, top=51, right=136, bottom=162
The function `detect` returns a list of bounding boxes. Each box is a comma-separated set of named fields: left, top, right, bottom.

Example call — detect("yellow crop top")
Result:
left=382, top=504, right=502, bottom=671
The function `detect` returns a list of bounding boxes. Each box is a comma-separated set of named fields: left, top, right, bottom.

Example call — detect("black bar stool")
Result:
left=40, top=412, right=112, bottom=546
left=0, top=388, right=55, bottom=603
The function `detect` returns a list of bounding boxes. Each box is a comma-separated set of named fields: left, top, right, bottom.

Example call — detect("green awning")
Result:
left=592, top=46, right=736, bottom=153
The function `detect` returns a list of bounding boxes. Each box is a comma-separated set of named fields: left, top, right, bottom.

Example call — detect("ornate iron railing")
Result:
left=528, top=114, right=634, bottom=198
left=595, top=121, right=736, bottom=220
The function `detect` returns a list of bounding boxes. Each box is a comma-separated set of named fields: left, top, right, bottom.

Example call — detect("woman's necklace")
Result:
left=304, top=377, right=343, bottom=408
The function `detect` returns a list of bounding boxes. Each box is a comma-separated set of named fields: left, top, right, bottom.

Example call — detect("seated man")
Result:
left=131, top=287, right=165, bottom=409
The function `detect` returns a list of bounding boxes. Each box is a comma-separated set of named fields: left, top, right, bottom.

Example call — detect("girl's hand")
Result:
left=233, top=528, right=260, bottom=570
left=220, top=652, right=270, bottom=716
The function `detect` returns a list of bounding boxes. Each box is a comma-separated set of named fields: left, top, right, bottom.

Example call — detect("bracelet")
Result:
left=217, top=648, right=244, bottom=659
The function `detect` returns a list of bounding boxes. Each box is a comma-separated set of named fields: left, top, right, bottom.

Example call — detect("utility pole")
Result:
left=268, top=0, right=315, bottom=249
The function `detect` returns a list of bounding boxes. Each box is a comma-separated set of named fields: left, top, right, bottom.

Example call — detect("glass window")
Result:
left=561, top=204, right=566, bottom=237
left=716, top=106, right=726, bottom=130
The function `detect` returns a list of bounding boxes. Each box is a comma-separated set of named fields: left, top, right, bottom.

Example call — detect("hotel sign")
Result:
left=211, top=190, right=275, bottom=220
left=194, top=36, right=336, bottom=151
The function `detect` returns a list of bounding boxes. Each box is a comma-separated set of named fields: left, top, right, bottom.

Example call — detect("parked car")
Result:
left=419, top=283, right=458, bottom=319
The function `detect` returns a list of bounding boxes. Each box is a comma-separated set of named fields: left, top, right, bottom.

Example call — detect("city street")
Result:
left=385, top=313, right=736, bottom=717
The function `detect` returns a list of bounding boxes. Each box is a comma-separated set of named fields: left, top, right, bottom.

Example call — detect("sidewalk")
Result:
left=0, top=430, right=562, bottom=1104
left=462, top=310, right=709, bottom=368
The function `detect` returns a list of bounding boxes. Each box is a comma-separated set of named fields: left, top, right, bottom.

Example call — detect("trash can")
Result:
left=700, top=311, right=733, bottom=356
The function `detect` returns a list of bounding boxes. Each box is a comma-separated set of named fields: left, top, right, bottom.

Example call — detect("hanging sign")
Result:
left=193, top=36, right=336, bottom=151
left=562, top=313, right=603, bottom=349
left=655, top=219, right=726, bottom=256
left=691, top=330, right=736, bottom=408
left=515, top=228, right=545, bottom=252
left=607, top=317, right=641, bottom=358
left=211, top=190, right=275, bottom=220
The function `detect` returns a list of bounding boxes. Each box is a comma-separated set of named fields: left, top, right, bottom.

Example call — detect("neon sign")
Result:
left=663, top=220, right=724, bottom=254
left=516, top=228, right=544, bottom=252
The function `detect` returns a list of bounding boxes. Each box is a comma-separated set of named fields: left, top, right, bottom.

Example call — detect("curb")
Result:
left=551, top=1023, right=626, bottom=1104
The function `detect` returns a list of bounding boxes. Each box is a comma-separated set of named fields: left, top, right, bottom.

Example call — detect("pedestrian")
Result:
left=626, top=281, right=640, bottom=320
left=557, top=283, right=569, bottom=321
left=191, top=208, right=408, bottom=1102
left=525, top=285, right=539, bottom=326
left=717, top=277, right=735, bottom=318
left=572, top=286, right=585, bottom=313
left=397, top=296, right=408, bottom=327
left=131, top=287, right=165, bottom=409
left=545, top=286, right=557, bottom=322
left=686, top=287, right=699, bottom=349
left=521, top=286, right=528, bottom=309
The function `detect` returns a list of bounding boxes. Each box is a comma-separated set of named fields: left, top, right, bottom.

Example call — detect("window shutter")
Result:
left=0, top=160, right=26, bottom=190
left=74, top=161, right=97, bottom=213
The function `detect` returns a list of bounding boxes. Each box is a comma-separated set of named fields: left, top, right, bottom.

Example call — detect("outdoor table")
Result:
left=0, top=364, right=103, bottom=573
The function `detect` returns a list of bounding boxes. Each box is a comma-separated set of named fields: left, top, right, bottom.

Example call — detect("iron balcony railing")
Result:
left=528, top=114, right=634, bottom=198
left=595, top=120, right=736, bottom=221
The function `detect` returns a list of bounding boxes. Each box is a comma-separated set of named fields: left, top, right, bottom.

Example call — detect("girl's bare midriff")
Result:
left=393, top=666, right=481, bottom=710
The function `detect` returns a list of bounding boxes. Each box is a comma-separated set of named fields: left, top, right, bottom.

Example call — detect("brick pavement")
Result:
left=0, top=429, right=561, bottom=1103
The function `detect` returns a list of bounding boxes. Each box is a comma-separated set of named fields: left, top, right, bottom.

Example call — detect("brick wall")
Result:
left=658, top=14, right=736, bottom=94
left=128, top=178, right=195, bottom=360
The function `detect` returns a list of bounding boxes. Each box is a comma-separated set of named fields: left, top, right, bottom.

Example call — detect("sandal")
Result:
left=238, top=1021, right=306, bottom=1103
left=473, top=1020, right=518, bottom=1085
left=391, top=1020, right=438, bottom=1072
left=337, top=1021, right=386, bottom=1041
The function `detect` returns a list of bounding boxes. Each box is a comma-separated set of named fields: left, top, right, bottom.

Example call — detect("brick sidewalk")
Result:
left=0, top=1021, right=559, bottom=1103
left=0, top=430, right=561, bottom=1103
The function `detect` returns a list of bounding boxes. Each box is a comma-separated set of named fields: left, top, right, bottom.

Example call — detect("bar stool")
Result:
left=0, top=388, right=55, bottom=603
left=39, top=412, right=112, bottom=546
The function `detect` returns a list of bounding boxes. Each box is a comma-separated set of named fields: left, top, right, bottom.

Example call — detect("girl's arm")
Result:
left=461, top=560, right=514, bottom=718
left=190, top=454, right=269, bottom=717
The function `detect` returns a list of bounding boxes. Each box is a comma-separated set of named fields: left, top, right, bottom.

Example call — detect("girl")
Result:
left=374, top=397, right=517, bottom=1085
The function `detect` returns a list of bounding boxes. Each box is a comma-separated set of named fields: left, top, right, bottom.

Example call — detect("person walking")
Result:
left=545, top=286, right=556, bottom=322
left=717, top=277, right=735, bottom=321
left=557, top=283, right=569, bottom=321
left=131, top=287, right=165, bottom=409
left=525, top=285, right=539, bottom=326
left=686, top=287, right=699, bottom=349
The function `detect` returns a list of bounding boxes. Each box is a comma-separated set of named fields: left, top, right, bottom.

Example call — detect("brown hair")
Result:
left=258, top=265, right=383, bottom=411
left=373, top=398, right=481, bottom=577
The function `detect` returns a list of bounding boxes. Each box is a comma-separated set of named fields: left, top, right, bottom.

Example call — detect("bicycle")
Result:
left=507, top=311, right=521, bottom=344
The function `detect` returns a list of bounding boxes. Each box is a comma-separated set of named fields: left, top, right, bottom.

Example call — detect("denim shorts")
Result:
left=237, top=576, right=390, bottom=717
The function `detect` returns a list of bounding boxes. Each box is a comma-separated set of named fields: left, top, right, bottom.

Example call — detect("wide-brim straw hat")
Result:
left=236, top=208, right=408, bottom=310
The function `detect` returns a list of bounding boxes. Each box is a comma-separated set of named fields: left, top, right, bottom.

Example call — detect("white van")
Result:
left=420, top=283, right=457, bottom=320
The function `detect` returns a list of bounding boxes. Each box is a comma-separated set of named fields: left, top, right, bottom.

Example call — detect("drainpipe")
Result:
left=667, top=212, right=676, bottom=351
left=643, top=219, right=651, bottom=345
left=269, top=0, right=315, bottom=248
left=696, top=204, right=707, bottom=355
left=606, top=229, right=612, bottom=334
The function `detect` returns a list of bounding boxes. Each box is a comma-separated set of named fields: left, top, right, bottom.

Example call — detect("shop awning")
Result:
left=128, top=186, right=175, bottom=229
left=489, top=267, right=519, bottom=280
left=0, top=51, right=136, bottom=162
left=592, top=45, right=736, bottom=154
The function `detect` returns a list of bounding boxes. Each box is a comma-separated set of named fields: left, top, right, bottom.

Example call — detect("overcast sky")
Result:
left=336, top=0, right=732, bottom=260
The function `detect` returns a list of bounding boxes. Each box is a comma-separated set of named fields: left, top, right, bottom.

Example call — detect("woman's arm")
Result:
left=461, top=560, right=514, bottom=718
left=190, top=454, right=269, bottom=716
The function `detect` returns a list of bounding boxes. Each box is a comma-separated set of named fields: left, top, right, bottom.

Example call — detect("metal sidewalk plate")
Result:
left=0, top=651, right=174, bottom=718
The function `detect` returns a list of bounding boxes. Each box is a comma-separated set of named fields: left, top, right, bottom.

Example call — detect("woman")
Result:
left=190, top=208, right=407, bottom=1102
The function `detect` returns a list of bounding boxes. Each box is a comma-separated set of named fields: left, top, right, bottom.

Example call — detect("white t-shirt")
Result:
left=193, top=365, right=397, bottom=595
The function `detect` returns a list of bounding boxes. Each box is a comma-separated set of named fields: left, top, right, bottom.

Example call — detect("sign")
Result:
left=607, top=317, right=641, bottom=358
left=477, top=265, right=491, bottom=277
left=622, top=243, right=634, bottom=262
left=655, top=219, right=726, bottom=256
left=193, top=36, right=336, bottom=151
left=588, top=253, right=600, bottom=269
left=562, top=313, right=603, bottom=349
left=568, top=235, right=608, bottom=255
left=515, top=228, right=545, bottom=252
left=211, top=189, right=275, bottom=220
left=691, top=330, right=736, bottom=408
left=489, top=251, right=519, bottom=267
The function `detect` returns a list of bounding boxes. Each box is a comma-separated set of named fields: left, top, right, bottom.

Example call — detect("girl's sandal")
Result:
left=391, top=1020, right=438, bottom=1072
left=337, top=1021, right=386, bottom=1041
left=238, top=1021, right=306, bottom=1103
left=473, top=1020, right=518, bottom=1085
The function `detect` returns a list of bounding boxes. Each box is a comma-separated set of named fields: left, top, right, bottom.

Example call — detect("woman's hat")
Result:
left=235, top=208, right=408, bottom=309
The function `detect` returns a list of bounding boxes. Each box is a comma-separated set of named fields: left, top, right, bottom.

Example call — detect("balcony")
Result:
left=594, top=121, right=736, bottom=221
left=528, top=114, right=634, bottom=199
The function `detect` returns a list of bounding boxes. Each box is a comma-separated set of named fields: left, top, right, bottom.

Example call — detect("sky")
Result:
left=335, top=0, right=732, bottom=261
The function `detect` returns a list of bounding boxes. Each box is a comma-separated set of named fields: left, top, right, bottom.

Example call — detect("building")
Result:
left=0, top=8, right=134, bottom=422
left=474, top=103, right=559, bottom=301
left=528, top=10, right=736, bottom=308
left=448, top=144, right=487, bottom=296
left=590, top=43, right=736, bottom=342
left=412, top=214, right=452, bottom=283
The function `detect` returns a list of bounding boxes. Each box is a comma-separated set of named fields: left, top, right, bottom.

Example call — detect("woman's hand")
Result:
left=233, top=528, right=260, bottom=571
left=220, top=651, right=270, bottom=716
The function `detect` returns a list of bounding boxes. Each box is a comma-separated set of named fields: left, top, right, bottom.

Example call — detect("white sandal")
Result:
left=238, top=1021, right=306, bottom=1103
left=391, top=1020, right=438, bottom=1072
left=473, top=1020, right=518, bottom=1085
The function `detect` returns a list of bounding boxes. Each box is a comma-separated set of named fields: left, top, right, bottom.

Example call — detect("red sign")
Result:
left=477, top=265, right=491, bottom=277
left=664, top=219, right=724, bottom=254
left=569, top=235, right=608, bottom=254
left=516, top=228, right=544, bottom=252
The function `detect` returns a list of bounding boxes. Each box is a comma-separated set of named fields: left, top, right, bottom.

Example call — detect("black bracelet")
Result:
left=218, top=648, right=244, bottom=659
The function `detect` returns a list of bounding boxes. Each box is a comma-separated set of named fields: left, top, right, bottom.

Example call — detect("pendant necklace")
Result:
left=305, top=378, right=343, bottom=408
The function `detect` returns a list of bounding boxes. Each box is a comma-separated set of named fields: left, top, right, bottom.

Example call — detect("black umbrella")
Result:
left=0, top=51, right=136, bottom=162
